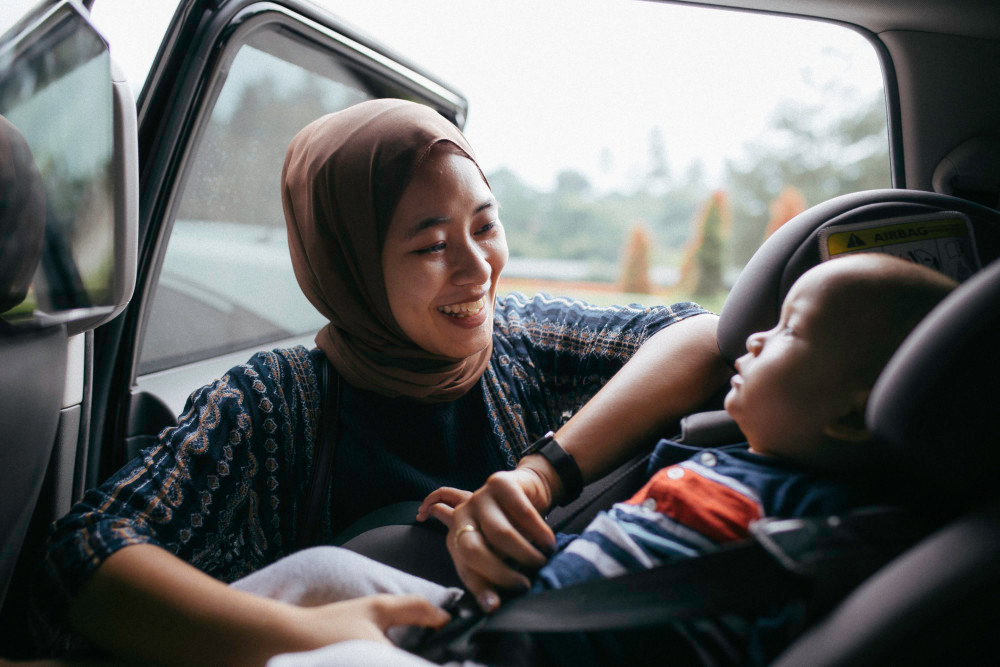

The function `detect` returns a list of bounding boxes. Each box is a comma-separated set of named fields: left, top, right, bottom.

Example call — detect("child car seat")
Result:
left=717, top=188, right=1000, bottom=365
left=772, top=255, right=1000, bottom=666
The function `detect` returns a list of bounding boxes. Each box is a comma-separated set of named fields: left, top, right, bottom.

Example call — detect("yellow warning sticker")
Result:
left=825, top=218, right=969, bottom=255
left=819, top=213, right=981, bottom=282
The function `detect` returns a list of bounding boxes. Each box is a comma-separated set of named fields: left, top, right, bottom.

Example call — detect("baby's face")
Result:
left=724, top=270, right=856, bottom=463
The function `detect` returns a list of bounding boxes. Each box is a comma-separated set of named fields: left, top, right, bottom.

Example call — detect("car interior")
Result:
left=1, top=0, right=999, bottom=664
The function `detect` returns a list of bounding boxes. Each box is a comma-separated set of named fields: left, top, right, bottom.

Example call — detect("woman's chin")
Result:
left=430, top=312, right=494, bottom=359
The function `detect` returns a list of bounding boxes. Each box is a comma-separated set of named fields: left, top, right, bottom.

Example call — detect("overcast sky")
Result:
left=7, top=0, right=884, bottom=192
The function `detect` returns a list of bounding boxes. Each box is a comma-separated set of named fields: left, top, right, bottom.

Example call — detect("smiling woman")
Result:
left=35, top=96, right=730, bottom=665
left=382, top=147, right=508, bottom=360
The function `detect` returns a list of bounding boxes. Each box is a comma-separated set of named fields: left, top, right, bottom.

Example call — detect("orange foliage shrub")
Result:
left=764, top=185, right=807, bottom=239
left=619, top=223, right=654, bottom=294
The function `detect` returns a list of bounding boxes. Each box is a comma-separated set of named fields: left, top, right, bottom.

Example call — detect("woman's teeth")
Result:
left=438, top=297, right=486, bottom=318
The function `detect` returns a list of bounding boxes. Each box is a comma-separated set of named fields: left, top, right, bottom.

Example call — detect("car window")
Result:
left=136, top=25, right=412, bottom=375
left=323, top=0, right=891, bottom=315
left=135, top=0, right=891, bottom=399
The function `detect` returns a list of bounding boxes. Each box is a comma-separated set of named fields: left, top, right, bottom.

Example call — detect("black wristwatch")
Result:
left=526, top=431, right=584, bottom=506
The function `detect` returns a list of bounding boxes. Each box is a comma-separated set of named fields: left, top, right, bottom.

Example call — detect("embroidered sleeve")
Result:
left=485, top=293, right=710, bottom=460
left=35, top=346, right=321, bottom=625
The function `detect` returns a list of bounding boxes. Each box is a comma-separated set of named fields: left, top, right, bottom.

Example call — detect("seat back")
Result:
left=0, top=1, right=137, bottom=625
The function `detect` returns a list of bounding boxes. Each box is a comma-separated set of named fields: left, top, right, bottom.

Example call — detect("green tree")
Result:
left=646, top=126, right=671, bottom=194
left=486, top=168, right=542, bottom=258
left=680, top=191, right=730, bottom=297
left=724, top=85, right=890, bottom=269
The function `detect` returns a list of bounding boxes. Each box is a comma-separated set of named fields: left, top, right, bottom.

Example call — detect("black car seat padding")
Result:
left=870, top=255, right=1000, bottom=504
left=718, top=189, right=1000, bottom=365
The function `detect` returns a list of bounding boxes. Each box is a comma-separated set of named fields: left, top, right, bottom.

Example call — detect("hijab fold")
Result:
left=281, top=99, right=492, bottom=402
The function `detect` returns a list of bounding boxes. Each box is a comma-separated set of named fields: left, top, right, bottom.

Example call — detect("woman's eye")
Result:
left=414, top=242, right=446, bottom=255
left=475, top=220, right=499, bottom=235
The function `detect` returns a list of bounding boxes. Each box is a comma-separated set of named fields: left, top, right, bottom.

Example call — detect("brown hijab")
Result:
left=281, top=99, right=493, bottom=402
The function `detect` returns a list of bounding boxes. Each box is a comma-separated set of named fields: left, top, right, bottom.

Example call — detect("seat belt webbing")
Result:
left=480, top=540, right=804, bottom=634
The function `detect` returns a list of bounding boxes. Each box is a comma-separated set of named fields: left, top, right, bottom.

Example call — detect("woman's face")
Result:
left=382, top=148, right=508, bottom=359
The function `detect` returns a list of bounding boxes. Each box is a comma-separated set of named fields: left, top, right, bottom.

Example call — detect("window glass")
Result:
left=137, top=29, right=385, bottom=375
left=323, top=0, right=891, bottom=314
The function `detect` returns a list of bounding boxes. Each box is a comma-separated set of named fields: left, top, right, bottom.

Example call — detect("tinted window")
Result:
left=138, top=25, right=429, bottom=374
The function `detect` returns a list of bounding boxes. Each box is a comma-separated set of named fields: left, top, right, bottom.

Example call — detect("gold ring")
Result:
left=454, top=523, right=478, bottom=543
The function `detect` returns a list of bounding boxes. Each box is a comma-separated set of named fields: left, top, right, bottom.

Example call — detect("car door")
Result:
left=89, top=0, right=469, bottom=484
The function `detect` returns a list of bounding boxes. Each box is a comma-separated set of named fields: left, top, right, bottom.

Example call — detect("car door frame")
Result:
left=89, top=0, right=469, bottom=486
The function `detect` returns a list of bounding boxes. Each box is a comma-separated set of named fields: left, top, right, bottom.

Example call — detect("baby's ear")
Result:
left=823, top=389, right=872, bottom=443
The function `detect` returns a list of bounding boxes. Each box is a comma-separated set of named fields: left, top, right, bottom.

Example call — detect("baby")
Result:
left=241, top=252, right=958, bottom=665
left=534, top=251, right=957, bottom=591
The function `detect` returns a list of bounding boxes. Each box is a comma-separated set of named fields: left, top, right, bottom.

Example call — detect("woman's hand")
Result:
left=290, top=594, right=451, bottom=647
left=418, top=462, right=558, bottom=612
left=415, top=486, right=472, bottom=525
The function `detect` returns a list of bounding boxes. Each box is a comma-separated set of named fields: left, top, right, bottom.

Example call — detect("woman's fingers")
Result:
left=305, top=595, right=451, bottom=647
left=458, top=472, right=554, bottom=568
left=480, top=472, right=556, bottom=557
left=367, top=594, right=451, bottom=631
left=449, top=528, right=531, bottom=612
left=424, top=502, right=457, bottom=528
left=416, top=487, right=472, bottom=522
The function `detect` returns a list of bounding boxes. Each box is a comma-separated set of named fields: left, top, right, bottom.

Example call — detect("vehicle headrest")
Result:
left=932, top=136, right=1000, bottom=211
left=717, top=189, right=1000, bottom=365
left=868, top=256, right=1000, bottom=505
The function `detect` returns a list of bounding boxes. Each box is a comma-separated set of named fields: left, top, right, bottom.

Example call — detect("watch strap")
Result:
left=529, top=431, right=584, bottom=506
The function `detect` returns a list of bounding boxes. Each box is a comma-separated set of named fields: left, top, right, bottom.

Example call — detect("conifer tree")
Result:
left=680, top=191, right=731, bottom=297
left=619, top=223, right=654, bottom=294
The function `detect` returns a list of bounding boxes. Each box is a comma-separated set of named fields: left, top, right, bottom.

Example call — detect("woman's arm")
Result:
left=69, top=544, right=449, bottom=666
left=420, top=313, right=731, bottom=609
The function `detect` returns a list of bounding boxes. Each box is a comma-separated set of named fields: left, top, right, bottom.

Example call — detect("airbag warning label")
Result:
left=819, top=213, right=980, bottom=282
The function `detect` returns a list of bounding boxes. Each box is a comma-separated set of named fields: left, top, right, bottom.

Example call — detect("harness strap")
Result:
left=409, top=508, right=930, bottom=665
left=482, top=540, right=799, bottom=633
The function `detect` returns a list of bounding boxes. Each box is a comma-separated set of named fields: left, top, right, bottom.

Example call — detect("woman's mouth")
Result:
left=437, top=296, right=486, bottom=318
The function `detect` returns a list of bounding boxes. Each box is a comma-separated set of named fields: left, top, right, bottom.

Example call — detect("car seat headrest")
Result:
left=717, top=189, right=1000, bottom=364
left=868, top=257, right=1000, bottom=505
left=932, top=136, right=1000, bottom=211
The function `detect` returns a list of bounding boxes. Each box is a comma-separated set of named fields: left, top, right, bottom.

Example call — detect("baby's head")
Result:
left=724, top=253, right=957, bottom=471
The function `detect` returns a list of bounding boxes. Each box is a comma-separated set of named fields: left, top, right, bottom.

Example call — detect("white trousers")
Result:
left=230, top=546, right=473, bottom=666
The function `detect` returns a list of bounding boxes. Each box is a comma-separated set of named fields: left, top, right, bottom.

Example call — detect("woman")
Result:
left=35, top=99, right=729, bottom=664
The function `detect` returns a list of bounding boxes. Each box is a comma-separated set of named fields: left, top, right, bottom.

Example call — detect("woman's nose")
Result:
left=451, top=239, right=491, bottom=284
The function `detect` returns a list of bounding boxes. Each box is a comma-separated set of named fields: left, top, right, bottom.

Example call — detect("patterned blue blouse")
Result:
left=37, top=293, right=708, bottom=628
